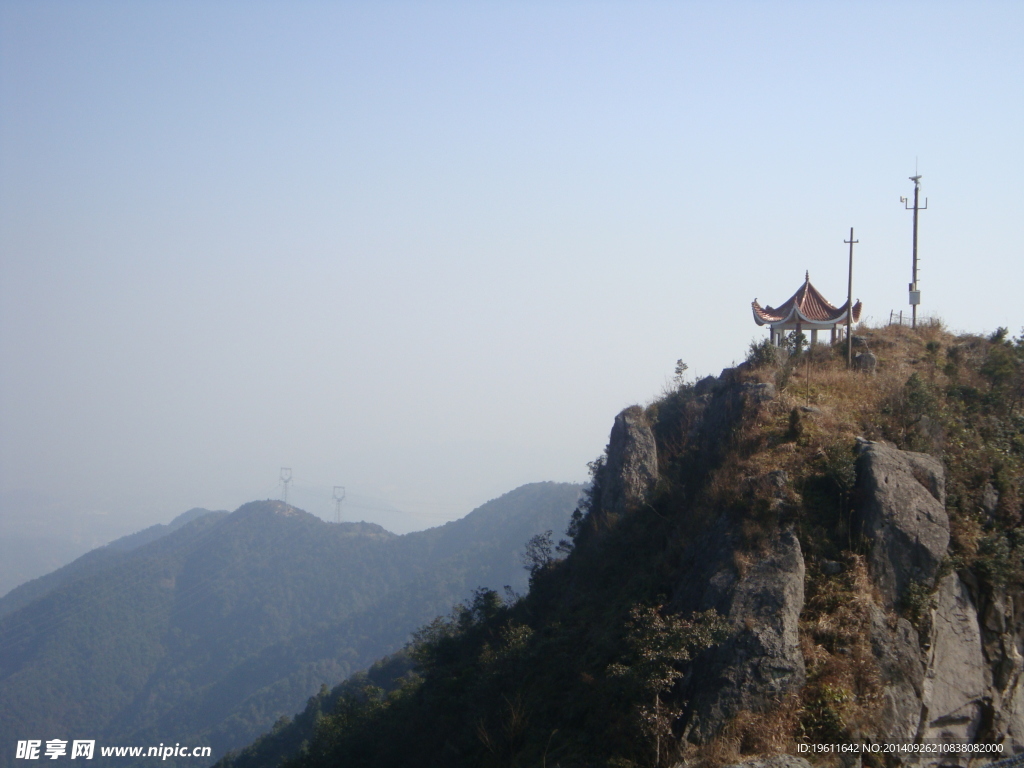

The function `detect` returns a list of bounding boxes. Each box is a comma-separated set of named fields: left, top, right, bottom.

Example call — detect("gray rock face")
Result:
left=855, top=351, right=878, bottom=373
left=983, top=483, right=1000, bottom=518
left=694, top=375, right=721, bottom=397
left=742, top=381, right=777, bottom=404
left=597, top=405, right=658, bottom=519
left=721, top=756, right=812, bottom=768
left=855, top=443, right=949, bottom=609
left=696, top=380, right=776, bottom=459
left=977, top=586, right=1024, bottom=753
left=591, top=387, right=1024, bottom=760
left=921, top=574, right=989, bottom=747
left=1000, top=661, right=1024, bottom=754
left=680, top=528, right=806, bottom=742
left=854, top=445, right=1024, bottom=759
left=869, top=604, right=925, bottom=743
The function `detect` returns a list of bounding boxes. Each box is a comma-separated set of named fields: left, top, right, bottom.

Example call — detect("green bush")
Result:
left=746, top=338, right=779, bottom=369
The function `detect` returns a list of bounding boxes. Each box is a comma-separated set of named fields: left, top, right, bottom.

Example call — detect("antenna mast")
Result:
left=279, top=467, right=292, bottom=504
left=901, top=172, right=928, bottom=329
left=332, top=486, right=346, bottom=523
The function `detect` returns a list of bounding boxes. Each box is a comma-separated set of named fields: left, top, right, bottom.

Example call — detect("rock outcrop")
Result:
left=593, top=371, right=802, bottom=744
left=679, top=526, right=806, bottom=742
left=594, top=405, right=658, bottom=519
left=697, top=380, right=776, bottom=451
left=855, top=443, right=949, bottom=609
left=592, top=379, right=1021, bottom=762
left=856, top=443, right=1024, bottom=761
left=855, top=351, right=878, bottom=373
left=673, top=432, right=1021, bottom=759
left=979, top=586, right=1024, bottom=752
left=920, top=573, right=989, bottom=747
left=869, top=604, right=925, bottom=744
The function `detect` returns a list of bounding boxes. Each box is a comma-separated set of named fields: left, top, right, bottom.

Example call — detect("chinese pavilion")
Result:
left=752, top=272, right=862, bottom=347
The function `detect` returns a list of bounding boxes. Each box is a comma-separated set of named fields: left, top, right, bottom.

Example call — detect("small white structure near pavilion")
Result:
left=752, top=272, right=862, bottom=347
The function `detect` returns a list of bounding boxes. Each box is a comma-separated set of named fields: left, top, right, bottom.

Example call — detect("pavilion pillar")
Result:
left=831, top=326, right=836, bottom=344
left=811, top=329, right=819, bottom=346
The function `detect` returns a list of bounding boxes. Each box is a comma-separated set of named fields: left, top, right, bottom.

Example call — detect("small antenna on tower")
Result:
left=279, top=467, right=293, bottom=504
left=332, top=486, right=346, bottom=523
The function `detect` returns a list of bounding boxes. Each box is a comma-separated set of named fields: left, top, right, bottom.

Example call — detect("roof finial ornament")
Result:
left=805, top=270, right=809, bottom=282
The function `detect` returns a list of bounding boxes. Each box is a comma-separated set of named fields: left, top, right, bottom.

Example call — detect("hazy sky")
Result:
left=2, top=2, right=1022, bottom=536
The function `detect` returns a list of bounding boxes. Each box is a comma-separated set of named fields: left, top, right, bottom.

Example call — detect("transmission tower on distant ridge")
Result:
left=332, top=486, right=346, bottom=523
left=279, top=468, right=293, bottom=504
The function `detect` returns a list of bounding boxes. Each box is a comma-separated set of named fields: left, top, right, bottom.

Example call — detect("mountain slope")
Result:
left=0, top=482, right=581, bottom=767
left=0, top=508, right=226, bottom=619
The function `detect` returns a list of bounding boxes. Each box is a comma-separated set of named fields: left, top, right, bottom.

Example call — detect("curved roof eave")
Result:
left=794, top=307, right=844, bottom=325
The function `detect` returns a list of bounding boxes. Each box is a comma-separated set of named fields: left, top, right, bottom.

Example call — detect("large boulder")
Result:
left=854, top=351, right=878, bottom=373
left=855, top=443, right=949, bottom=609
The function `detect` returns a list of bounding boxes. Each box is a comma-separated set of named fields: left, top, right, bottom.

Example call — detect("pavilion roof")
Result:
left=751, top=272, right=862, bottom=327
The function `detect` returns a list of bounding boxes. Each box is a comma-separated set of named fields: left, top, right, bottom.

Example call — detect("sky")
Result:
left=1, top=2, right=1023, bottom=558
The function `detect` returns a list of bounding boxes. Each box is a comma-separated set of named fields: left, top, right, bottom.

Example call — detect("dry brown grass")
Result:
left=680, top=696, right=802, bottom=768
left=798, top=555, right=885, bottom=747
left=737, top=322, right=989, bottom=497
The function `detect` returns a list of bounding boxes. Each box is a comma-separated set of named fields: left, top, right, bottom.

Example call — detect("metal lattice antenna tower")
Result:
left=332, top=486, right=346, bottom=523
left=900, top=171, right=928, bottom=329
left=279, top=467, right=292, bottom=504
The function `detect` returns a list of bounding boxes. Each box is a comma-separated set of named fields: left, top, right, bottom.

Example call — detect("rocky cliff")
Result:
left=585, top=338, right=1024, bottom=764
left=849, top=436, right=1023, bottom=763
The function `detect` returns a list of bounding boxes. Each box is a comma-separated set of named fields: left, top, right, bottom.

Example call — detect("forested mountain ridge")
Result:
left=222, top=325, right=1024, bottom=768
left=0, top=507, right=226, bottom=619
left=0, top=482, right=581, bottom=767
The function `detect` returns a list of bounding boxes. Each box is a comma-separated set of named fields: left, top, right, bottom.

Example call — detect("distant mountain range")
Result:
left=0, top=482, right=581, bottom=767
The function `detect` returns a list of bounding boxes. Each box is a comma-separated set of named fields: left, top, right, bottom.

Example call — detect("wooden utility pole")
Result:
left=902, top=174, right=928, bottom=329
left=845, top=228, right=858, bottom=367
